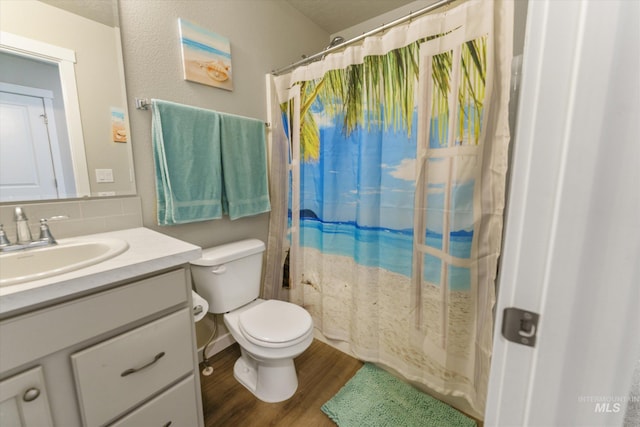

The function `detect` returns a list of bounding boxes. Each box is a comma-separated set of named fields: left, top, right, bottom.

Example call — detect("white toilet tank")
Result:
left=190, top=239, right=265, bottom=314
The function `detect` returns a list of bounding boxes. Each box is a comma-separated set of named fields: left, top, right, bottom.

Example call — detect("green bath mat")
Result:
left=321, top=363, right=476, bottom=427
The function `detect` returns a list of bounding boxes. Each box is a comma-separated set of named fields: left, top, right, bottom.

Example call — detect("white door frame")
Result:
left=0, top=31, right=90, bottom=197
left=486, top=1, right=640, bottom=425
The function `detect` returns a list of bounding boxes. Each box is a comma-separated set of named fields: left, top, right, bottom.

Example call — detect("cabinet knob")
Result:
left=23, top=387, right=41, bottom=402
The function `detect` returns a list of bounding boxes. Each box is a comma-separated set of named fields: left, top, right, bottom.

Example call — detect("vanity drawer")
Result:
left=108, top=375, right=199, bottom=427
left=0, top=268, right=189, bottom=374
left=71, top=308, right=194, bottom=427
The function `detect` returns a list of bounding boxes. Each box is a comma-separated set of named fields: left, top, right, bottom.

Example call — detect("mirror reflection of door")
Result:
left=0, top=50, right=76, bottom=202
left=0, top=83, right=75, bottom=201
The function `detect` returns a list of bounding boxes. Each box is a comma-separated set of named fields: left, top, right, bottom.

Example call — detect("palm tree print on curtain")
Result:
left=291, top=37, right=486, bottom=162
left=290, top=36, right=486, bottom=162
left=273, top=0, right=512, bottom=418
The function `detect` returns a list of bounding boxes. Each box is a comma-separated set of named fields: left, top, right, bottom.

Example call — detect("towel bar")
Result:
left=135, top=98, right=150, bottom=110
left=135, top=97, right=270, bottom=127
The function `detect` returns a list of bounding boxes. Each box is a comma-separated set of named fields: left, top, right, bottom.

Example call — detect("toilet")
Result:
left=190, top=239, right=313, bottom=403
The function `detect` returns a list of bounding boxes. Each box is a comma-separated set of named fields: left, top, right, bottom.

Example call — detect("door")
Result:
left=0, top=91, right=58, bottom=201
left=485, top=1, right=640, bottom=426
left=0, top=366, right=54, bottom=427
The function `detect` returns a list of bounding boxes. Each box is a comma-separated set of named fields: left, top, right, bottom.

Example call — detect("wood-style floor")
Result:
left=200, top=339, right=363, bottom=426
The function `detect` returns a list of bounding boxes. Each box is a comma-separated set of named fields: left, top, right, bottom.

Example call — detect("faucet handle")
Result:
left=38, top=219, right=57, bottom=245
left=0, top=224, right=11, bottom=247
left=37, top=215, right=68, bottom=245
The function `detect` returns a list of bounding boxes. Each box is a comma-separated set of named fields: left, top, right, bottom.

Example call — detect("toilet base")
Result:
left=233, top=350, right=298, bottom=403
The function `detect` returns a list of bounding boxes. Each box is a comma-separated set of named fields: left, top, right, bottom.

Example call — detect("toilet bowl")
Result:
left=189, top=239, right=313, bottom=403
left=223, top=299, right=313, bottom=402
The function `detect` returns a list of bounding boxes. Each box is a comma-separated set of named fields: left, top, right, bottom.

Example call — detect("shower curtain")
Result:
left=266, top=0, right=513, bottom=417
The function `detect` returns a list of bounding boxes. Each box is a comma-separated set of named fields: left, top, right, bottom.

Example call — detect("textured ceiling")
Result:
left=39, top=0, right=117, bottom=27
left=285, top=0, right=418, bottom=34
left=41, top=0, right=416, bottom=35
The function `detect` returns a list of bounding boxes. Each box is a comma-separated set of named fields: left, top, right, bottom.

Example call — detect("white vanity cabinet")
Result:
left=0, top=267, right=204, bottom=427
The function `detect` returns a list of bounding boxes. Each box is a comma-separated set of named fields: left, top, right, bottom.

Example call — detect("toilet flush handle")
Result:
left=210, top=265, right=227, bottom=274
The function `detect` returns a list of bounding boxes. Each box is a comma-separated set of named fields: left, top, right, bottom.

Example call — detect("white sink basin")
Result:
left=0, top=238, right=129, bottom=287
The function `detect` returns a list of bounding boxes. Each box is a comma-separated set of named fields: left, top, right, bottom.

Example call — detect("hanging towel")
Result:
left=152, top=99, right=223, bottom=225
left=219, top=113, right=271, bottom=220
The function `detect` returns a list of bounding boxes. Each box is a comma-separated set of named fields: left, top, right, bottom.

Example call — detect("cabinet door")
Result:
left=0, top=366, right=53, bottom=427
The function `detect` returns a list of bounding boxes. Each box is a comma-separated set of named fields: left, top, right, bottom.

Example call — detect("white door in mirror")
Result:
left=0, top=91, right=59, bottom=201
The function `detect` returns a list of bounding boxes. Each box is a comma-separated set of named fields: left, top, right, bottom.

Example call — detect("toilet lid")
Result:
left=238, top=300, right=312, bottom=346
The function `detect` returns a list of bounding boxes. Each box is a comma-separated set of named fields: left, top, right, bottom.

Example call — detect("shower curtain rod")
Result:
left=271, top=0, right=458, bottom=76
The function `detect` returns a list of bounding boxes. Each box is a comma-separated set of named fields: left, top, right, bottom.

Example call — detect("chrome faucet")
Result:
left=0, top=208, right=65, bottom=252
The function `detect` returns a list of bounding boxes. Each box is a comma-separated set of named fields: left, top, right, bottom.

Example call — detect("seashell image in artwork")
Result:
left=199, top=60, right=231, bottom=82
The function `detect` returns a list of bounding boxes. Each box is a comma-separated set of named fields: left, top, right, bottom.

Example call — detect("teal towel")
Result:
left=219, top=113, right=271, bottom=220
left=152, top=99, right=223, bottom=225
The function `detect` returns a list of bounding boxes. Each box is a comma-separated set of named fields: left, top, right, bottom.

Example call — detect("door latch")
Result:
left=502, top=307, right=539, bottom=347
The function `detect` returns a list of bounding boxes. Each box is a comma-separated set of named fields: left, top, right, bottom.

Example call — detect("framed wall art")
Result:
left=178, top=18, right=233, bottom=91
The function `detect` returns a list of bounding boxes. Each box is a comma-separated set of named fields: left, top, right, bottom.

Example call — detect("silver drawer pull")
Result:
left=23, top=387, right=40, bottom=402
left=120, top=352, right=165, bottom=377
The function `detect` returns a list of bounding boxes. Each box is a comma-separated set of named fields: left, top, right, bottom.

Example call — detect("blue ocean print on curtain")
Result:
left=300, top=102, right=418, bottom=277
left=298, top=105, right=474, bottom=290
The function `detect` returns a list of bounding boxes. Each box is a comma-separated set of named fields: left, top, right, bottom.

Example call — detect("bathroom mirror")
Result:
left=0, top=0, right=135, bottom=202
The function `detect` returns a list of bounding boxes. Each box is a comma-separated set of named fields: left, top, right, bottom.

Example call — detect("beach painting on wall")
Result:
left=178, top=18, right=233, bottom=91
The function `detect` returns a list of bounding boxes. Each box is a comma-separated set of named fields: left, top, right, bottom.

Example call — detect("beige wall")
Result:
left=118, top=0, right=329, bottom=249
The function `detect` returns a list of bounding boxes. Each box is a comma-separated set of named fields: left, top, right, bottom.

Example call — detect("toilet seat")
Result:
left=238, top=300, right=312, bottom=349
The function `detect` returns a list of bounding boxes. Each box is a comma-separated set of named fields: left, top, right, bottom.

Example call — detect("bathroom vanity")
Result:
left=0, top=228, right=204, bottom=426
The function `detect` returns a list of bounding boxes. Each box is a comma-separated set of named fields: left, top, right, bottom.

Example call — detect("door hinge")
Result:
left=502, top=307, right=539, bottom=347
left=40, top=113, right=48, bottom=124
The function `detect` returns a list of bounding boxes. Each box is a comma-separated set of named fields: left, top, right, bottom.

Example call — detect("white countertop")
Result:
left=0, top=228, right=201, bottom=319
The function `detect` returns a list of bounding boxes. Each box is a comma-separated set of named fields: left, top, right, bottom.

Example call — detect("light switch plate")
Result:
left=95, top=169, right=114, bottom=183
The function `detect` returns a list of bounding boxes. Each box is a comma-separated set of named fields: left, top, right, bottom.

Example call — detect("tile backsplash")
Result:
left=0, top=196, right=143, bottom=241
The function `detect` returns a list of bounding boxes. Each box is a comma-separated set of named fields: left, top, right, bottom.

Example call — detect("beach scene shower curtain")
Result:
left=270, top=0, right=513, bottom=417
